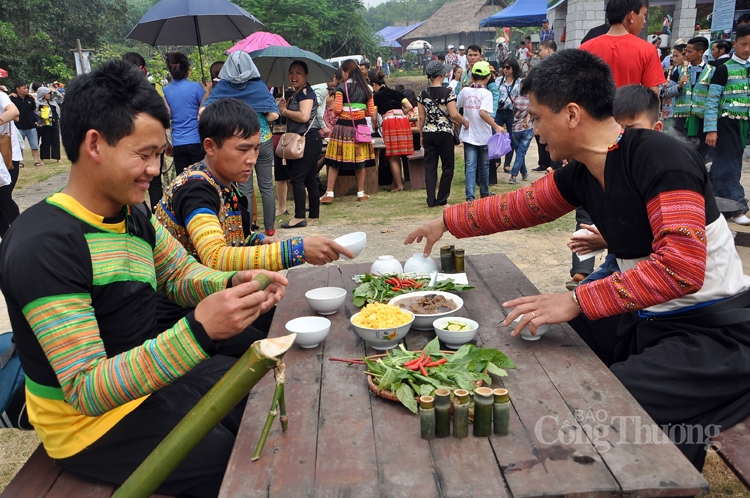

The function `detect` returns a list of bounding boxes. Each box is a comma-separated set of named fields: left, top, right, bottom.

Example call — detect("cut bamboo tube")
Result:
left=473, top=387, right=493, bottom=437
left=419, top=395, right=436, bottom=440
left=453, top=389, right=470, bottom=439
left=434, top=388, right=451, bottom=438
left=493, top=388, right=510, bottom=436
left=113, top=334, right=295, bottom=498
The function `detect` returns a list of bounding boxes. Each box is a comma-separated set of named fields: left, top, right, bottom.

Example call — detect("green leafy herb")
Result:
left=352, top=273, right=475, bottom=307
left=396, top=384, right=418, bottom=414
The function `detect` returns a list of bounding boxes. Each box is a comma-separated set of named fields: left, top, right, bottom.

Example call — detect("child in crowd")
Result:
left=705, top=24, right=750, bottom=225
left=456, top=61, right=505, bottom=201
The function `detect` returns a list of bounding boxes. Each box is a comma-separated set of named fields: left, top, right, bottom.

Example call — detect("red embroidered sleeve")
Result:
left=443, top=173, right=575, bottom=238
left=576, top=190, right=707, bottom=319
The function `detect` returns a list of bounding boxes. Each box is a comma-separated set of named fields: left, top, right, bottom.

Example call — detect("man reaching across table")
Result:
left=405, top=49, right=750, bottom=471
left=0, top=60, right=288, bottom=497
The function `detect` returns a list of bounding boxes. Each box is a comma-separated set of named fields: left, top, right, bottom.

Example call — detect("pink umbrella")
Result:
left=227, top=31, right=290, bottom=53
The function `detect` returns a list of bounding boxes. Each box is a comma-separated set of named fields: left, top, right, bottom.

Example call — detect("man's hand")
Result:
left=195, top=271, right=288, bottom=340
left=262, top=236, right=281, bottom=245
left=567, top=224, right=607, bottom=255
left=501, top=292, right=581, bottom=337
left=404, top=217, right=448, bottom=257
left=678, top=74, right=688, bottom=89
left=303, top=236, right=355, bottom=265
left=493, top=124, right=505, bottom=134
left=706, top=132, right=718, bottom=147
left=461, top=118, right=470, bottom=130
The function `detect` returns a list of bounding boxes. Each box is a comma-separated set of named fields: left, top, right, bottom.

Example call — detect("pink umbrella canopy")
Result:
left=227, top=31, right=290, bottom=53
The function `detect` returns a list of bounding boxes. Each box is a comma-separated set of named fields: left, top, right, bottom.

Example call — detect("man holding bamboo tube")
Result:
left=0, top=60, right=288, bottom=497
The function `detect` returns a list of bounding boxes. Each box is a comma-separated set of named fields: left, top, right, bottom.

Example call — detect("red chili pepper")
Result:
left=419, top=363, right=428, bottom=376
left=423, top=356, right=432, bottom=365
left=404, top=352, right=423, bottom=366
left=384, top=278, right=395, bottom=285
left=401, top=282, right=412, bottom=288
left=414, top=282, right=424, bottom=289
left=425, top=358, right=447, bottom=367
left=407, top=279, right=418, bottom=285
left=407, top=363, right=420, bottom=371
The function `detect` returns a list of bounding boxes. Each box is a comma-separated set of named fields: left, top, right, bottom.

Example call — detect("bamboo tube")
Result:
left=113, top=334, right=296, bottom=498
left=419, top=396, right=436, bottom=440
left=493, top=388, right=510, bottom=436
left=434, top=388, right=451, bottom=438
left=453, top=389, right=470, bottom=439
left=473, top=387, right=493, bottom=437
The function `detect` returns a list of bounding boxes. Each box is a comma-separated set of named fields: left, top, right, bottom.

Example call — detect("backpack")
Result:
left=0, top=332, right=31, bottom=430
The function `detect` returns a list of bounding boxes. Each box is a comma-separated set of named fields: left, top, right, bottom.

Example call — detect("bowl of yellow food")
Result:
left=351, top=302, right=414, bottom=350
left=433, top=317, right=479, bottom=349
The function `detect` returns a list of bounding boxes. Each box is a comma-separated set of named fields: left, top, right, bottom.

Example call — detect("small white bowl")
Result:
left=403, top=253, right=438, bottom=273
left=513, top=315, right=550, bottom=341
left=388, top=291, right=464, bottom=330
left=433, top=317, right=479, bottom=349
left=370, top=255, right=403, bottom=275
left=285, top=316, right=331, bottom=348
left=305, top=287, right=347, bottom=315
left=334, top=232, right=367, bottom=260
left=350, top=311, right=414, bottom=350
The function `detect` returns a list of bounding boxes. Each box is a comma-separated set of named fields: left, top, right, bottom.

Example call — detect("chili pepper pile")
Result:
left=361, top=337, right=515, bottom=413
left=352, top=273, right=475, bottom=307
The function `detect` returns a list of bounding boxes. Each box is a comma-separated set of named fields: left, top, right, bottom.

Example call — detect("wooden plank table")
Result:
left=219, top=253, right=709, bottom=498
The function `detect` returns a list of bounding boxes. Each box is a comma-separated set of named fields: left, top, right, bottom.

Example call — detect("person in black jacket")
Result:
left=9, top=81, right=41, bottom=167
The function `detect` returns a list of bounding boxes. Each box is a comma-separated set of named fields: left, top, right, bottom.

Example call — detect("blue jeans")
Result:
left=582, top=253, right=620, bottom=284
left=18, top=128, right=38, bottom=150
left=464, top=143, right=489, bottom=201
left=510, top=128, right=533, bottom=177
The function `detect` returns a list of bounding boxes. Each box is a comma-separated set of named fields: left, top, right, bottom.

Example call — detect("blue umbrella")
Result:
left=248, top=46, right=336, bottom=87
left=126, top=0, right=264, bottom=79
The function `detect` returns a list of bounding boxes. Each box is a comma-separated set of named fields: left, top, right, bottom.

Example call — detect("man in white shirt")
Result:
left=457, top=45, right=468, bottom=72
left=456, top=61, right=505, bottom=201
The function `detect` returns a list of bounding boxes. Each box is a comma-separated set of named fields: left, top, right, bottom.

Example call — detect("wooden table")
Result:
left=326, top=137, right=383, bottom=197
left=219, top=253, right=709, bottom=498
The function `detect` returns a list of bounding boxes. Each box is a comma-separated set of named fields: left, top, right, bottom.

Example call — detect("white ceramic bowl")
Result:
left=513, top=315, right=550, bottom=341
left=433, top=317, right=479, bottom=349
left=388, top=291, right=464, bottom=330
left=403, top=253, right=438, bottom=273
left=370, top=255, right=404, bottom=275
left=285, top=316, right=331, bottom=348
left=334, top=232, right=367, bottom=260
left=305, top=287, right=347, bottom=315
left=350, top=311, right=414, bottom=350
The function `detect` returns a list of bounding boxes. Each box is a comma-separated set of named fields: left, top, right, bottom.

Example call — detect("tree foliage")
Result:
left=364, top=0, right=452, bottom=32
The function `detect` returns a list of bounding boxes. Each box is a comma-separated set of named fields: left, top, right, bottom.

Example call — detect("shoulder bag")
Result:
left=344, top=83, right=372, bottom=143
left=274, top=91, right=315, bottom=165
left=421, top=88, right=460, bottom=145
left=0, top=123, right=12, bottom=171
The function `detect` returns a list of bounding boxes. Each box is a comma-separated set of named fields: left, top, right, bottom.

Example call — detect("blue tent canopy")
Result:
left=376, top=22, right=425, bottom=48
left=479, top=0, right=548, bottom=28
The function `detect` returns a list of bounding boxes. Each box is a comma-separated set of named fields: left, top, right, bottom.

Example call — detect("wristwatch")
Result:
left=571, top=288, right=583, bottom=314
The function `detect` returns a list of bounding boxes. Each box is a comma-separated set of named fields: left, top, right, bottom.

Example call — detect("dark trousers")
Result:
left=57, top=355, right=245, bottom=498
left=571, top=207, right=595, bottom=277
left=709, top=118, right=749, bottom=216
left=38, top=123, right=61, bottom=160
left=0, top=161, right=20, bottom=237
left=287, top=130, right=322, bottom=219
left=674, top=117, right=712, bottom=164
left=173, top=143, right=205, bottom=175
left=535, top=134, right=551, bottom=167
left=148, top=155, right=164, bottom=211
left=569, top=290, right=750, bottom=471
left=423, top=132, right=454, bottom=207
left=494, top=109, right=515, bottom=166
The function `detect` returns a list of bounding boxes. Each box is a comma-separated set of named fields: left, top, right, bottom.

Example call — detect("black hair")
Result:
left=674, top=43, right=687, bottom=52
left=165, top=52, right=190, bottom=80
left=290, top=60, right=309, bottom=74
left=210, top=61, right=224, bottom=80
left=737, top=24, right=750, bottom=39
left=371, top=71, right=386, bottom=86
left=360, top=61, right=371, bottom=70
left=520, top=41, right=527, bottom=46
left=199, top=98, right=260, bottom=147
left=714, top=39, right=732, bottom=55
left=502, top=58, right=522, bottom=80
left=520, top=49, right=614, bottom=121
left=31, top=82, right=43, bottom=92
left=525, top=36, right=531, bottom=41
left=327, top=87, right=336, bottom=97
left=539, top=40, right=557, bottom=51
left=738, top=13, right=750, bottom=24
left=393, top=84, right=405, bottom=92
left=606, top=0, right=649, bottom=25
left=13, top=81, right=25, bottom=90
left=613, top=84, right=659, bottom=124
left=341, top=59, right=372, bottom=100
left=437, top=53, right=445, bottom=61
left=467, top=44, right=482, bottom=54
left=122, top=52, right=146, bottom=68
left=687, top=36, right=708, bottom=53
left=402, top=89, right=418, bottom=107
left=334, top=68, right=344, bottom=83
left=367, top=69, right=377, bottom=83
left=60, top=59, right=170, bottom=163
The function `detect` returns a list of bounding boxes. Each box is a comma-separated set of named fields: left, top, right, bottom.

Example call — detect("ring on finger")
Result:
left=531, top=311, right=536, bottom=319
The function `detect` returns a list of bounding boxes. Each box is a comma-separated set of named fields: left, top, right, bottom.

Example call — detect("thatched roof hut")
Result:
left=404, top=0, right=507, bottom=52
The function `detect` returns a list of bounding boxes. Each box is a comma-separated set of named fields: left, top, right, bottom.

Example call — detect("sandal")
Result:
left=34, top=162, right=42, bottom=167
left=503, top=165, right=511, bottom=173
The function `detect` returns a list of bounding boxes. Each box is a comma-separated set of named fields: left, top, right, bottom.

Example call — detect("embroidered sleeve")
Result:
left=334, top=91, right=344, bottom=114
left=704, top=83, right=723, bottom=132
left=662, top=79, right=680, bottom=99
left=366, top=97, right=375, bottom=117
left=443, top=174, right=575, bottom=238
left=185, top=211, right=304, bottom=271
left=575, top=190, right=707, bottom=320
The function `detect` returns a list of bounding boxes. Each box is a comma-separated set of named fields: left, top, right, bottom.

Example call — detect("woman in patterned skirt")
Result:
left=320, top=59, right=376, bottom=204
left=372, top=71, right=413, bottom=191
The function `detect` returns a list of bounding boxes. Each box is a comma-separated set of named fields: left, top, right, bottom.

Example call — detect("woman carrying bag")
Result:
left=35, top=87, right=63, bottom=163
left=320, top=59, right=376, bottom=204
left=277, top=61, right=321, bottom=229
left=495, top=58, right=522, bottom=172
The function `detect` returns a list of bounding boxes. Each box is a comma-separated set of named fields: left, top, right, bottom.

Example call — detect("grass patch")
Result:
left=15, top=149, right=71, bottom=191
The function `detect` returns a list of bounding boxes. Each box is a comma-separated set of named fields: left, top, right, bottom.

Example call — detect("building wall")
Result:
left=565, top=0, right=606, bottom=48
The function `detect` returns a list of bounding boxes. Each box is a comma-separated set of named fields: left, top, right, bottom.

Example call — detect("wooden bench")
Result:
left=712, top=414, right=750, bottom=489
left=2, top=444, right=174, bottom=498
left=404, top=149, right=427, bottom=190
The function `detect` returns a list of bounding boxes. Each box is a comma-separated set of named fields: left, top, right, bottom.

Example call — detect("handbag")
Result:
left=344, top=82, right=372, bottom=143
left=0, top=123, right=12, bottom=171
left=274, top=113, right=315, bottom=166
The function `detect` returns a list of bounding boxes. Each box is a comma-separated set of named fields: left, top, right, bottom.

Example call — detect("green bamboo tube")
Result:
left=419, top=396, right=436, bottom=440
left=434, top=388, right=451, bottom=438
left=493, top=388, right=510, bottom=436
left=453, top=389, right=470, bottom=439
left=113, top=334, right=296, bottom=498
left=473, top=387, right=493, bottom=437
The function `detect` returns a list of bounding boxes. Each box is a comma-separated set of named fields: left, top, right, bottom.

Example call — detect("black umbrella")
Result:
left=126, top=0, right=264, bottom=80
